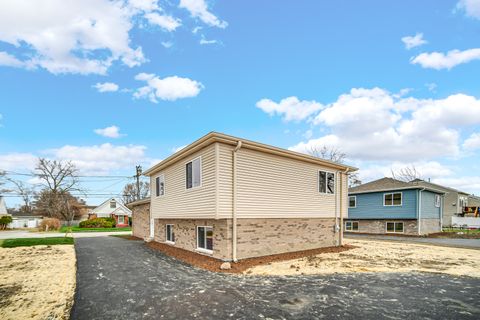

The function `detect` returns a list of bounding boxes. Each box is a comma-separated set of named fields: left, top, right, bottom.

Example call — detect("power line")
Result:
left=2, top=170, right=133, bottom=178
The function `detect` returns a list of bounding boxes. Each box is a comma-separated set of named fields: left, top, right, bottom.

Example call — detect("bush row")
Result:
left=79, top=217, right=116, bottom=228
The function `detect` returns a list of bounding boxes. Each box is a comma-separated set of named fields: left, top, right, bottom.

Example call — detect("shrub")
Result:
left=79, top=218, right=115, bottom=228
left=103, top=217, right=116, bottom=227
left=0, top=215, right=13, bottom=229
left=39, top=218, right=61, bottom=231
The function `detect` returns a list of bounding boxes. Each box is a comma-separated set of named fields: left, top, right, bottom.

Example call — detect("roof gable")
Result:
left=349, top=177, right=445, bottom=195
left=91, top=198, right=132, bottom=215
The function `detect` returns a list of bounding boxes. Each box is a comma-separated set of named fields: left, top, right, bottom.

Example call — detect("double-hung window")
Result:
left=349, top=196, right=356, bottom=208
left=319, top=171, right=335, bottom=194
left=197, top=226, right=213, bottom=252
left=384, top=192, right=402, bottom=206
left=345, top=221, right=359, bottom=231
left=156, top=174, right=165, bottom=196
left=186, top=157, right=201, bottom=189
left=434, top=195, right=441, bottom=208
left=117, top=215, right=125, bottom=224
left=386, top=222, right=404, bottom=233
left=166, top=224, right=174, bottom=243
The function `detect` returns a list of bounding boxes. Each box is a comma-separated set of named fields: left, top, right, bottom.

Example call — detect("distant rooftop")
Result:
left=349, top=177, right=446, bottom=194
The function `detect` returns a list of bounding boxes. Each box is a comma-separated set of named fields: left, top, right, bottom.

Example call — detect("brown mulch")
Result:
left=146, top=241, right=355, bottom=274
left=427, top=232, right=480, bottom=239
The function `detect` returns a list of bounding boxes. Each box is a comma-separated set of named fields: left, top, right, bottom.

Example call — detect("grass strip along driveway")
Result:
left=1, top=237, right=73, bottom=248
left=59, top=226, right=131, bottom=233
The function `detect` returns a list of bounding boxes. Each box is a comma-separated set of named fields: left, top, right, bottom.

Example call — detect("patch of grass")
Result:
left=1, top=237, right=74, bottom=248
left=59, top=226, right=131, bottom=233
left=442, top=228, right=480, bottom=234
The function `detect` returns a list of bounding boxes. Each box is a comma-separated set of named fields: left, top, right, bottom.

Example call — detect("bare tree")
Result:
left=5, top=178, right=35, bottom=213
left=34, top=158, right=81, bottom=224
left=122, top=181, right=149, bottom=204
left=391, top=165, right=422, bottom=182
left=307, top=145, right=361, bottom=187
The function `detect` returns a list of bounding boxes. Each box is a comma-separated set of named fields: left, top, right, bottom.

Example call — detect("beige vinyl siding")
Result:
left=217, top=143, right=343, bottom=219
left=150, top=144, right=216, bottom=219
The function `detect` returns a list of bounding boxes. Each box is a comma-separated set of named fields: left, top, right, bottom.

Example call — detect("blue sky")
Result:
left=1, top=0, right=480, bottom=206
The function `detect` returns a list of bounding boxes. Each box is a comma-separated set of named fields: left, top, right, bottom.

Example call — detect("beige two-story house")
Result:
left=129, top=132, right=355, bottom=261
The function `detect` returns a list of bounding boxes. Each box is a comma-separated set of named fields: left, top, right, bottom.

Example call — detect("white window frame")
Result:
left=196, top=226, right=213, bottom=254
left=110, top=200, right=116, bottom=209
left=434, top=194, right=441, bottom=208
left=186, top=156, right=202, bottom=190
left=156, top=174, right=165, bottom=197
left=165, top=224, right=174, bottom=244
left=318, top=170, right=335, bottom=194
left=383, top=192, right=403, bottom=207
left=348, top=196, right=357, bottom=208
left=385, top=221, right=404, bottom=233
left=345, top=221, right=359, bottom=232
left=117, top=215, right=125, bottom=224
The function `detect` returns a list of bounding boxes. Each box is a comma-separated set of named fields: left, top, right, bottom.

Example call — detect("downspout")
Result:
left=440, top=194, right=444, bottom=231
left=339, top=168, right=350, bottom=246
left=418, top=188, right=426, bottom=235
left=232, top=140, right=242, bottom=262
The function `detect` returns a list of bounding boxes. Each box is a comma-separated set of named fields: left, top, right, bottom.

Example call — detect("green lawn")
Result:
left=442, top=228, right=480, bottom=234
left=1, top=237, right=74, bottom=248
left=59, top=226, right=132, bottom=233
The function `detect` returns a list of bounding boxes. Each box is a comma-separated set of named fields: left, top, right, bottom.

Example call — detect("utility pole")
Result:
left=135, top=165, right=142, bottom=201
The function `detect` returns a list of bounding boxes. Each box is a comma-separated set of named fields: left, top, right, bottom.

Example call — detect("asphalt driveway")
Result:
left=71, top=237, right=480, bottom=320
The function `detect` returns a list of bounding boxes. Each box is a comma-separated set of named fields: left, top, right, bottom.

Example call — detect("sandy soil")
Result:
left=0, top=245, right=76, bottom=320
left=246, top=239, right=480, bottom=277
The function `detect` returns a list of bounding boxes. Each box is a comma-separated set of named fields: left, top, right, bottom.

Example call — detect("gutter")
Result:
left=418, top=188, right=426, bottom=235
left=232, top=140, right=242, bottom=262
left=339, top=168, right=350, bottom=246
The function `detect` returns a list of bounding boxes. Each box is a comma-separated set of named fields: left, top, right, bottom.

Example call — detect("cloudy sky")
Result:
left=1, top=0, right=480, bottom=206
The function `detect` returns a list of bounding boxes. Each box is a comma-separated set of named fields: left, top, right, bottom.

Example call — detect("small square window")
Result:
left=197, top=226, right=213, bottom=252
left=386, top=222, right=404, bottom=233
left=349, top=196, right=356, bottom=208
left=345, top=221, right=359, bottom=231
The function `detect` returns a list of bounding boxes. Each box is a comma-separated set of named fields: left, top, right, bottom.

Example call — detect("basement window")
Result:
left=386, top=222, right=404, bottom=233
left=384, top=192, right=402, bottom=206
left=349, top=196, right=356, bottom=208
left=186, top=157, right=202, bottom=189
left=345, top=221, right=359, bottom=231
left=165, top=224, right=175, bottom=243
left=196, top=226, right=213, bottom=253
left=319, top=171, right=335, bottom=194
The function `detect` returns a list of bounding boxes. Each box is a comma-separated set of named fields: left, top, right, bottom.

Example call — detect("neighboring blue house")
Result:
left=345, top=178, right=444, bottom=235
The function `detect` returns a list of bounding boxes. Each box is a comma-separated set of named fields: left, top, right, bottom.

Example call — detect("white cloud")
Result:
left=49, top=143, right=147, bottom=175
left=93, top=82, right=119, bottom=93
left=179, top=0, right=228, bottom=28
left=0, top=51, right=31, bottom=69
left=133, top=72, right=203, bottom=102
left=256, top=96, right=324, bottom=122
left=282, top=88, right=480, bottom=162
left=401, top=33, right=427, bottom=50
left=199, top=36, right=218, bottom=45
left=457, top=0, right=480, bottom=19
left=145, top=12, right=181, bottom=31
left=161, top=41, right=173, bottom=48
left=0, top=153, right=38, bottom=171
left=434, top=176, right=480, bottom=194
left=128, top=0, right=159, bottom=12
left=94, top=126, right=125, bottom=138
left=0, top=0, right=148, bottom=75
left=425, top=82, right=437, bottom=92
left=411, top=48, right=480, bottom=70
left=463, top=132, right=480, bottom=150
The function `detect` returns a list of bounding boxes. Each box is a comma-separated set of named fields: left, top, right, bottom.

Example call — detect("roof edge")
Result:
left=349, top=186, right=445, bottom=195
left=144, top=132, right=357, bottom=176
left=126, top=197, right=151, bottom=208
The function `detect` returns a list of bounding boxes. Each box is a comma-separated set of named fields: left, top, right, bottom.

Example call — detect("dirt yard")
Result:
left=0, top=245, right=76, bottom=320
left=246, top=239, right=480, bottom=277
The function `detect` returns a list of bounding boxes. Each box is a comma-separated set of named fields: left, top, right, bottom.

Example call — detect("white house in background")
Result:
left=9, top=216, right=43, bottom=229
left=89, top=198, right=132, bottom=227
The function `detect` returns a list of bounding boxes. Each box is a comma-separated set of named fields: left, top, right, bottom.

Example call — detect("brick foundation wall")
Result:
left=153, top=219, right=232, bottom=260
left=153, top=218, right=337, bottom=261
left=419, top=218, right=441, bottom=234
left=236, top=218, right=337, bottom=260
left=345, top=219, right=419, bottom=235
left=131, top=203, right=150, bottom=240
